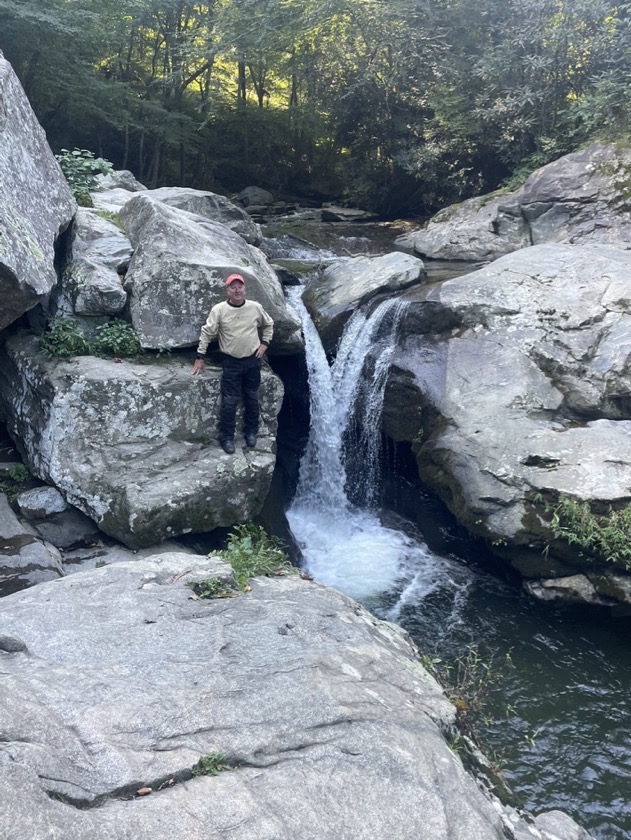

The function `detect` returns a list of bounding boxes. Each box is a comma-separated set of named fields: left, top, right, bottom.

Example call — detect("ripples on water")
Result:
left=378, top=549, right=631, bottom=840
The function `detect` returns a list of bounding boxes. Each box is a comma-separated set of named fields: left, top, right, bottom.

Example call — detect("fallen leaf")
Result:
left=136, top=787, right=152, bottom=796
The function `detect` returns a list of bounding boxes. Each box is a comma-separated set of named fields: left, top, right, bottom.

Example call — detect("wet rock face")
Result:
left=302, top=251, right=427, bottom=351
left=0, top=551, right=592, bottom=840
left=0, top=335, right=284, bottom=548
left=0, top=53, right=76, bottom=330
left=384, top=243, right=631, bottom=583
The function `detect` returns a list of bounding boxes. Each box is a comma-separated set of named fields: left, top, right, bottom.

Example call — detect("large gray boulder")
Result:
left=92, top=184, right=262, bottom=244
left=0, top=334, right=284, bottom=548
left=148, top=186, right=263, bottom=245
left=303, top=252, right=426, bottom=351
left=238, top=185, right=274, bottom=206
left=119, top=194, right=302, bottom=352
left=94, top=168, right=147, bottom=192
left=384, top=243, right=631, bottom=585
left=54, top=208, right=131, bottom=316
left=397, top=143, right=631, bottom=261
left=396, top=192, right=531, bottom=262
left=0, top=551, right=591, bottom=840
left=0, top=53, right=76, bottom=331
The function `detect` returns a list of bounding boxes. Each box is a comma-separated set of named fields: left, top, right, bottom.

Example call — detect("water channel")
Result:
left=265, top=218, right=631, bottom=840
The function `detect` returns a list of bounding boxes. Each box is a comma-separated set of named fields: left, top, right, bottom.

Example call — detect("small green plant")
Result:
left=94, top=319, right=143, bottom=357
left=8, top=464, right=30, bottom=484
left=434, top=645, right=513, bottom=741
left=543, top=494, right=631, bottom=569
left=55, top=148, right=113, bottom=205
left=188, top=577, right=236, bottom=599
left=216, top=523, right=292, bottom=590
left=94, top=210, right=123, bottom=229
left=40, top=318, right=93, bottom=358
left=420, top=653, right=441, bottom=670
left=191, top=752, right=232, bottom=777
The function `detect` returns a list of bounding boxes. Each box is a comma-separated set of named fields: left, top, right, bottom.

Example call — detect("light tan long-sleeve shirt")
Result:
left=197, top=300, right=274, bottom=358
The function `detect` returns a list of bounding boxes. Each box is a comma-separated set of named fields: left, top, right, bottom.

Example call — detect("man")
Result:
left=191, top=273, right=274, bottom=455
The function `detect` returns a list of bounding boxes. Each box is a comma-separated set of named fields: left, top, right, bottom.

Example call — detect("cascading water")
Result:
left=338, top=300, right=406, bottom=508
left=274, top=233, right=631, bottom=840
left=286, top=286, right=471, bottom=606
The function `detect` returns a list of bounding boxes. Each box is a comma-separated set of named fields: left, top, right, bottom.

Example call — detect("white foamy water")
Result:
left=286, top=287, right=464, bottom=604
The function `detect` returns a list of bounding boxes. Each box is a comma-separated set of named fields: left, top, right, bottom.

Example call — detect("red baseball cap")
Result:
left=226, top=273, right=245, bottom=285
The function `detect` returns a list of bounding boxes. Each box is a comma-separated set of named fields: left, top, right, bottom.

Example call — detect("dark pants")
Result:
left=219, top=355, right=261, bottom=442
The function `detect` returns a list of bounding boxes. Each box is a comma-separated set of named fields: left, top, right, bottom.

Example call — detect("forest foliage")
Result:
left=1, top=0, right=631, bottom=216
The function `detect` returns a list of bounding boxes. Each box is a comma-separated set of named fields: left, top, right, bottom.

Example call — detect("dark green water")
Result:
left=372, top=499, right=631, bottom=840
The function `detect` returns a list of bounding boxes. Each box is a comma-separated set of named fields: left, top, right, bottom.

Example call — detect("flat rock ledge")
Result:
left=0, top=552, right=591, bottom=840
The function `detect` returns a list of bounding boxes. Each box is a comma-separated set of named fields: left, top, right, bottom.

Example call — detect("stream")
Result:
left=266, top=219, right=631, bottom=840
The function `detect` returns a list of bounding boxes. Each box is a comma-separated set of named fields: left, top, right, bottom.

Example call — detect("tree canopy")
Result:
left=1, top=0, right=630, bottom=216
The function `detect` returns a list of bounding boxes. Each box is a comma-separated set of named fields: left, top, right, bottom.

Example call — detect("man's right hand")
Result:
left=191, top=358, right=204, bottom=375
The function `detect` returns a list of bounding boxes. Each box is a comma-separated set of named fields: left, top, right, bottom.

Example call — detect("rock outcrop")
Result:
left=120, top=194, right=302, bottom=352
left=0, top=335, right=284, bottom=548
left=0, top=494, right=63, bottom=593
left=136, top=186, right=263, bottom=245
left=397, top=143, right=631, bottom=261
left=0, top=52, right=76, bottom=331
left=0, top=550, right=591, bottom=840
left=0, top=53, right=304, bottom=551
left=54, top=208, right=131, bottom=317
left=92, top=184, right=263, bottom=245
left=302, top=252, right=426, bottom=351
left=384, top=243, right=631, bottom=589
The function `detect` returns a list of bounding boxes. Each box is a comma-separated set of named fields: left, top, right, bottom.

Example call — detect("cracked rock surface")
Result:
left=0, top=551, right=589, bottom=839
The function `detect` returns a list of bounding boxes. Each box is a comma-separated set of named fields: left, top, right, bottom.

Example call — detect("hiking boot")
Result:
left=221, top=438, right=235, bottom=455
left=244, top=434, right=257, bottom=448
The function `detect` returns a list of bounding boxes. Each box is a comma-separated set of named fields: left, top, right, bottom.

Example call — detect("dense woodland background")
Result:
left=1, top=0, right=631, bottom=217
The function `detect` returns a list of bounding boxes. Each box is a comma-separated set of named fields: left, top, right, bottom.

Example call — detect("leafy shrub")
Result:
left=215, top=523, right=291, bottom=590
left=55, top=148, right=113, bottom=205
left=94, top=320, right=143, bottom=356
left=40, top=318, right=143, bottom=359
left=40, top=318, right=93, bottom=358
left=544, top=495, right=631, bottom=569
left=8, top=464, right=30, bottom=484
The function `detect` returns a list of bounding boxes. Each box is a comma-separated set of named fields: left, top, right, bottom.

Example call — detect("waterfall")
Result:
left=338, top=299, right=407, bottom=508
left=286, top=288, right=442, bottom=602
left=288, top=291, right=406, bottom=513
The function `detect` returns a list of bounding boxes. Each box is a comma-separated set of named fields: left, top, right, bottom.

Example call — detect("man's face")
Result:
left=227, top=279, right=245, bottom=304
